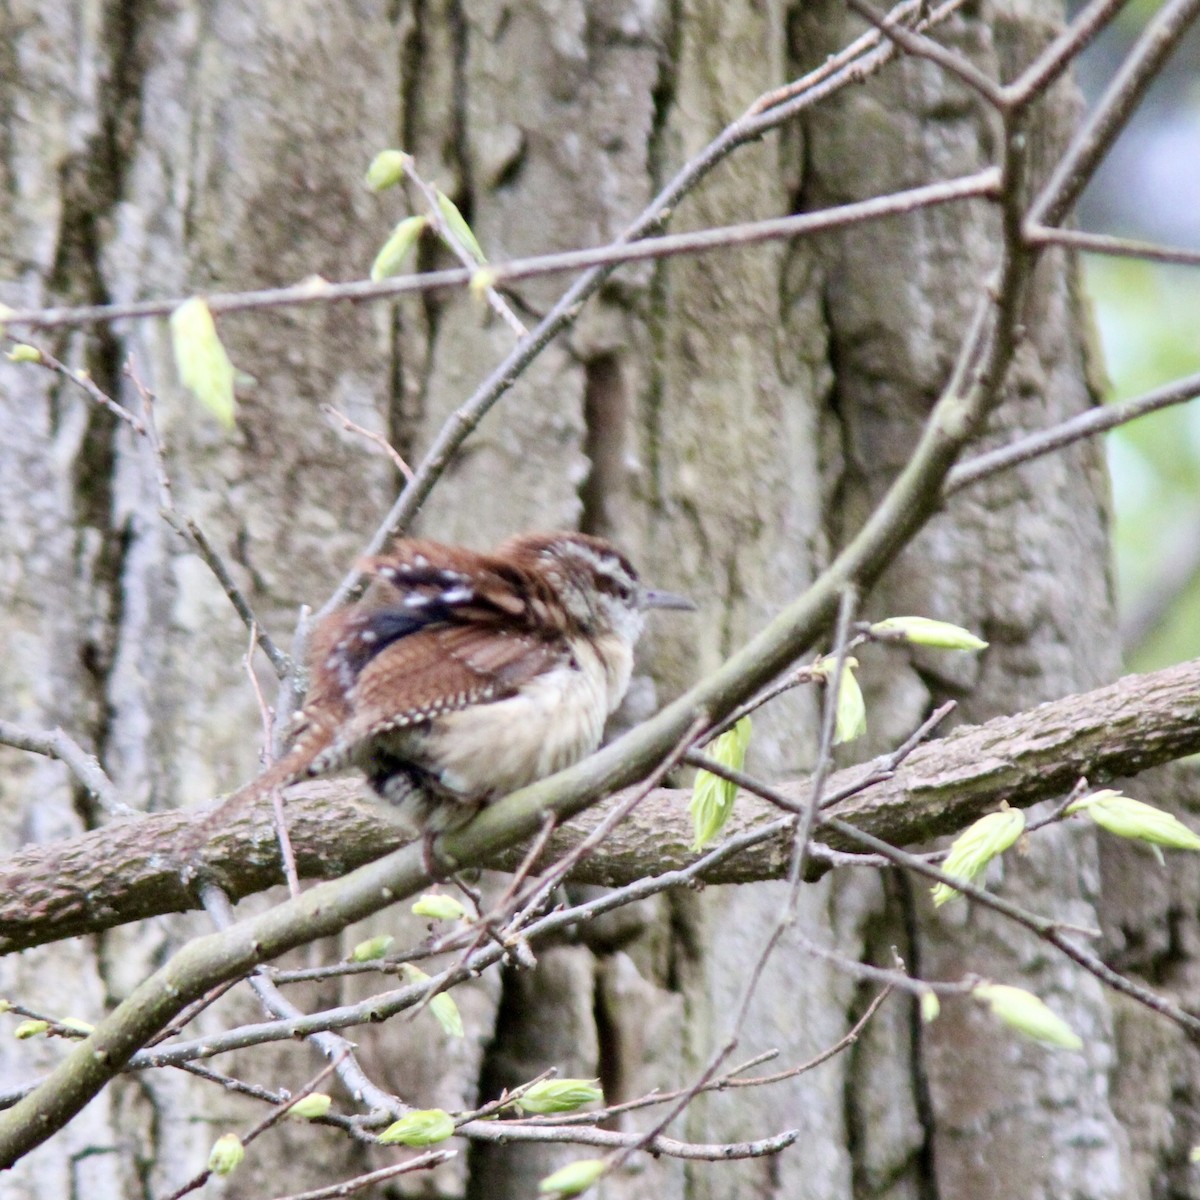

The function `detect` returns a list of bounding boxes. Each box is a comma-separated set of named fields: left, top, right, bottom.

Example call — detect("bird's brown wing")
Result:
left=307, top=623, right=565, bottom=774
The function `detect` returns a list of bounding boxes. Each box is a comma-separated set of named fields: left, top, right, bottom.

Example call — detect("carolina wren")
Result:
left=236, top=531, right=692, bottom=835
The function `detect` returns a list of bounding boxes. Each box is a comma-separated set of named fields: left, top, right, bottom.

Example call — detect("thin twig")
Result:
left=4, top=340, right=146, bottom=430
left=1003, top=0, right=1131, bottom=107
left=945, top=370, right=1200, bottom=495
left=267, top=1153, right=456, bottom=1200
left=1026, top=0, right=1200, bottom=227
left=158, top=1052, right=348, bottom=1200
left=321, top=404, right=415, bottom=480
left=199, top=886, right=403, bottom=1118
left=1024, top=224, right=1200, bottom=268
left=845, top=0, right=1007, bottom=108
left=0, top=719, right=132, bottom=818
left=128, top=364, right=294, bottom=679
left=399, top=157, right=527, bottom=337
left=243, top=625, right=301, bottom=897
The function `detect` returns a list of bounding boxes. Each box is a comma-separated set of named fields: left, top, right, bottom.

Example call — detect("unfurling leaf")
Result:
left=973, top=983, right=1083, bottom=1050
left=365, top=149, right=411, bottom=191
left=870, top=615, right=988, bottom=652
left=169, top=298, right=237, bottom=427
left=690, top=717, right=752, bottom=849
left=931, top=808, right=1025, bottom=906
left=6, top=344, right=42, bottom=364
left=813, top=655, right=866, bottom=744
left=207, top=1133, right=245, bottom=1176
left=370, top=215, right=428, bottom=281
left=516, top=1079, right=604, bottom=1115
left=538, top=1158, right=606, bottom=1196
left=378, top=1108, right=455, bottom=1146
left=13, top=1020, right=49, bottom=1039
left=1067, top=790, right=1200, bottom=852
left=431, top=992, right=465, bottom=1039
left=434, top=187, right=487, bottom=263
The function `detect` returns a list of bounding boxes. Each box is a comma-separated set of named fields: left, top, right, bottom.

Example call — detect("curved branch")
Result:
left=3, top=656, right=1198, bottom=954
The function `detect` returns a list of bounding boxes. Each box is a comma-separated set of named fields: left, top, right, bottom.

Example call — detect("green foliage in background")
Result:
left=1085, top=255, right=1200, bottom=670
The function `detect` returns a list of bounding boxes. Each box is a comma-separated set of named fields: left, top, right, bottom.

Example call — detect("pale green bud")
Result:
left=538, top=1158, right=606, bottom=1196
left=1067, top=790, right=1200, bottom=852
left=690, top=717, right=752, bottom=849
left=931, top=808, right=1025, bottom=907
left=350, top=935, right=395, bottom=962
left=365, top=149, right=411, bottom=191
left=869, top=615, right=988, bottom=652
left=811, top=656, right=867, bottom=745
left=431, top=992, right=465, bottom=1039
left=973, top=983, right=1082, bottom=1050
left=1190, top=1144, right=1200, bottom=1163
left=207, top=1132, right=245, bottom=1176
left=370, top=215, right=429, bottom=281
left=287, top=1093, right=332, bottom=1120
left=919, top=990, right=941, bottom=1024
left=412, top=893, right=467, bottom=921
left=60, top=1018, right=94, bottom=1035
left=378, top=1108, right=455, bottom=1146
left=469, top=267, right=499, bottom=299
left=434, top=187, right=487, bottom=263
left=516, top=1079, right=604, bottom=1115
left=0, top=999, right=11, bottom=1014
left=6, top=344, right=42, bottom=364
left=14, top=1019, right=49, bottom=1039
left=169, top=298, right=237, bottom=428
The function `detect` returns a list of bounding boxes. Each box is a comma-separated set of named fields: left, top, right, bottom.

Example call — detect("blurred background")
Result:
left=1074, top=1, right=1200, bottom=670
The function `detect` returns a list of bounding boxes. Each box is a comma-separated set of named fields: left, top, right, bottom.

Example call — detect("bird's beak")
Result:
left=644, top=588, right=696, bottom=612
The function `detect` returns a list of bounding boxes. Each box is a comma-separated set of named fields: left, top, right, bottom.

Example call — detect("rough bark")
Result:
left=3, top=658, right=1200, bottom=954
left=1, top=1, right=1190, bottom=1198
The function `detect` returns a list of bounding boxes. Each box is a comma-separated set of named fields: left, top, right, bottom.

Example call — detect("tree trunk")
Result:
left=0, top=1, right=1181, bottom=1198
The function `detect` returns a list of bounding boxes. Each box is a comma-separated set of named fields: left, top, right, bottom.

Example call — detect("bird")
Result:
left=210, top=531, right=693, bottom=838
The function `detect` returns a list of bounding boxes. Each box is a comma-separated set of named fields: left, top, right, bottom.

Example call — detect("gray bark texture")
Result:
left=0, top=1, right=1194, bottom=1198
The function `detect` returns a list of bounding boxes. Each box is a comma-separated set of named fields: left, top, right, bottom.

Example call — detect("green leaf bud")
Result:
left=14, top=1019, right=49, bottom=1039
left=365, top=149, right=411, bottom=191
left=869, top=615, right=988, bottom=651
left=378, top=1108, right=455, bottom=1146
left=469, top=267, right=499, bottom=299
left=207, top=1132, right=245, bottom=1176
left=370, top=215, right=428, bottom=281
left=6, top=344, right=42, bottom=364
left=412, top=893, right=467, bottom=921
left=973, top=983, right=1083, bottom=1050
left=59, top=1018, right=94, bottom=1035
left=1067, top=790, right=1200, bottom=851
left=919, top=990, right=941, bottom=1024
left=538, top=1158, right=607, bottom=1196
left=690, top=716, right=752, bottom=849
left=434, top=187, right=487, bottom=263
left=169, top=298, right=237, bottom=428
left=350, top=935, right=395, bottom=962
left=287, top=1093, right=332, bottom=1120
left=931, top=807, right=1025, bottom=907
left=516, top=1079, right=604, bottom=1115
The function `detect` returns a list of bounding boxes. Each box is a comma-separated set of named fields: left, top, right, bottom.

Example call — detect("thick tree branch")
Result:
left=3, top=656, right=1198, bottom=955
